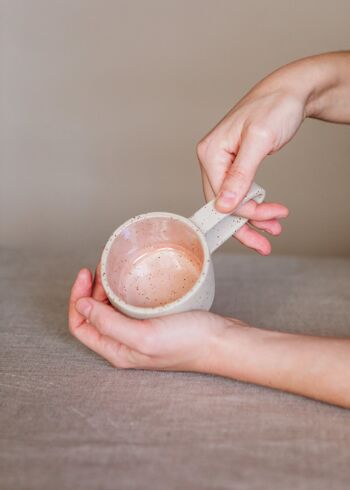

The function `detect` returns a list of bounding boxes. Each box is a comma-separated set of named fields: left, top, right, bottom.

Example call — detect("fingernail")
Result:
left=76, top=298, right=92, bottom=317
left=217, top=190, right=237, bottom=207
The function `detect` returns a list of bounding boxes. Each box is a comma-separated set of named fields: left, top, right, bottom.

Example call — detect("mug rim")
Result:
left=100, top=211, right=211, bottom=315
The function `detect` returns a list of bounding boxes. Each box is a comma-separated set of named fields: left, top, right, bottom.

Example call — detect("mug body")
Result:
left=101, top=212, right=215, bottom=319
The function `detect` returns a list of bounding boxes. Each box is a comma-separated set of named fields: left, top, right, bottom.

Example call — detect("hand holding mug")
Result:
left=69, top=267, right=237, bottom=372
left=196, top=59, right=310, bottom=218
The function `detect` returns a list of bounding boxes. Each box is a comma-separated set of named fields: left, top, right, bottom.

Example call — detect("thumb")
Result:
left=215, top=128, right=271, bottom=212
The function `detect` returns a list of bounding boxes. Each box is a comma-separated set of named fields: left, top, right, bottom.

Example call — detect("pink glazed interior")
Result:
left=105, top=216, right=205, bottom=308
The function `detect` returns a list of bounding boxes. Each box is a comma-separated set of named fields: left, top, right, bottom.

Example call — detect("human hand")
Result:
left=196, top=62, right=313, bottom=253
left=68, top=266, right=243, bottom=372
left=198, top=52, right=350, bottom=214
left=197, top=63, right=309, bottom=214
left=196, top=64, right=312, bottom=253
left=68, top=262, right=350, bottom=408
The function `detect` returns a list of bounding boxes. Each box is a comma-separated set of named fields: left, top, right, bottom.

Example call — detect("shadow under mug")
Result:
left=101, top=183, right=265, bottom=319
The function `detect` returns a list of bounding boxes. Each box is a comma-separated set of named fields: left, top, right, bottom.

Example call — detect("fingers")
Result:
left=215, top=126, right=272, bottom=212
left=71, top=318, right=124, bottom=367
left=200, top=170, right=287, bottom=253
left=68, top=268, right=131, bottom=367
left=237, top=200, right=289, bottom=221
left=237, top=200, right=288, bottom=238
left=234, top=207, right=285, bottom=253
left=234, top=224, right=272, bottom=256
left=75, top=297, right=150, bottom=352
left=201, top=167, right=289, bottom=227
left=197, top=137, right=235, bottom=195
left=92, top=262, right=108, bottom=302
left=250, top=218, right=282, bottom=236
left=234, top=204, right=287, bottom=253
left=68, top=268, right=157, bottom=367
left=68, top=269, right=93, bottom=332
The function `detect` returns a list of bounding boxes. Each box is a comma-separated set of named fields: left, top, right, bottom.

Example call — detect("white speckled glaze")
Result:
left=101, top=183, right=265, bottom=319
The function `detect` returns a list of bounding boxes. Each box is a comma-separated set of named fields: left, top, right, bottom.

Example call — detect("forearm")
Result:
left=253, top=51, right=350, bottom=123
left=211, top=323, right=350, bottom=408
left=304, top=52, right=350, bottom=122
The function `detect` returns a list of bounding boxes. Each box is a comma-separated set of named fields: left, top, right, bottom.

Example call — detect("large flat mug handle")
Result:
left=190, top=183, right=266, bottom=253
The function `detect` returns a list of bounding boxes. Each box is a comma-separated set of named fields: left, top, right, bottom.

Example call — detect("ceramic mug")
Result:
left=101, top=182, right=265, bottom=319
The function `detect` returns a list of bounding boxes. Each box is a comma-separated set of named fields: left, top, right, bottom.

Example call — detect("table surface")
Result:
left=1, top=248, right=350, bottom=490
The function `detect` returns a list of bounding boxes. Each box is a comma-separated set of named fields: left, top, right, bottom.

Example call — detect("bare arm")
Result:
left=69, top=268, right=350, bottom=409
left=197, top=51, right=350, bottom=214
left=305, top=51, right=350, bottom=122
left=247, top=51, right=350, bottom=123
left=213, top=322, right=350, bottom=408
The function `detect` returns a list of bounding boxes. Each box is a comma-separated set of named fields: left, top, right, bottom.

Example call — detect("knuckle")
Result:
left=196, top=138, right=209, bottom=163
left=139, top=330, right=157, bottom=356
left=214, top=151, right=231, bottom=169
left=89, top=306, right=104, bottom=327
left=246, top=123, right=273, bottom=144
left=197, top=136, right=232, bottom=171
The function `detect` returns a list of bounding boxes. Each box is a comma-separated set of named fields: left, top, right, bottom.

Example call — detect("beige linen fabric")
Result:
left=1, top=249, right=350, bottom=489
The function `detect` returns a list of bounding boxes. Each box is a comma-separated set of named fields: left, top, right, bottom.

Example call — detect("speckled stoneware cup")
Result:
left=101, top=183, right=265, bottom=319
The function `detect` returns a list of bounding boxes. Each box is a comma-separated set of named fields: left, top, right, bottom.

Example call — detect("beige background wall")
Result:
left=1, top=0, right=350, bottom=257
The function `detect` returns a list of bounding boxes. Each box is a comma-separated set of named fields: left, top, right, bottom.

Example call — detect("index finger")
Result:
left=215, top=126, right=272, bottom=213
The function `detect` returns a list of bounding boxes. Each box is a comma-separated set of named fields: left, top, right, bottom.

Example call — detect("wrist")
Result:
left=251, top=58, right=317, bottom=115
left=209, top=320, right=294, bottom=387
left=283, top=53, right=349, bottom=119
left=208, top=319, right=269, bottom=381
left=206, top=318, right=350, bottom=408
left=255, top=55, right=335, bottom=119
